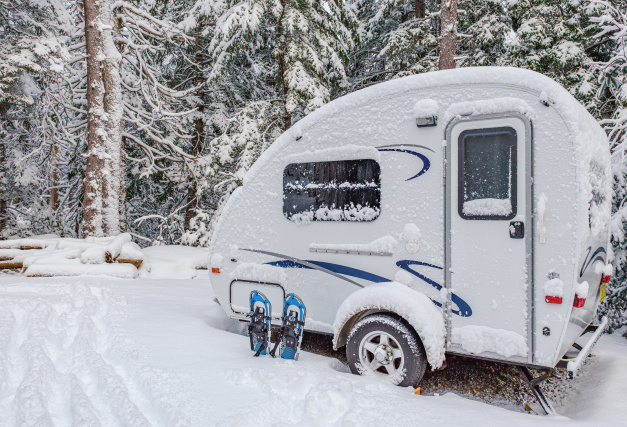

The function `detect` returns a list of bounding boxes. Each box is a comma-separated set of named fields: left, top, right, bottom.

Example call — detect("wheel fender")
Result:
left=332, top=282, right=446, bottom=369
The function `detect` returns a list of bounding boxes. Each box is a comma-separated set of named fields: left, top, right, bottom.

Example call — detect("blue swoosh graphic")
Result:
left=580, top=246, right=606, bottom=277
left=377, top=148, right=431, bottom=180
left=266, top=260, right=390, bottom=283
left=396, top=260, right=473, bottom=317
left=266, top=258, right=472, bottom=317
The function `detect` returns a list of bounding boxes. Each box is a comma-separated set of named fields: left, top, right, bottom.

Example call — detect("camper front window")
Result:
left=458, top=127, right=517, bottom=220
left=283, top=159, right=381, bottom=223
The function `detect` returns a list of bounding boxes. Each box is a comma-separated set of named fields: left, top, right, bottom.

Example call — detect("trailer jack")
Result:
left=517, top=366, right=556, bottom=415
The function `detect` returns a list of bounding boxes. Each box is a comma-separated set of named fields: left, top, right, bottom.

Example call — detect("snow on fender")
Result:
left=332, top=282, right=446, bottom=369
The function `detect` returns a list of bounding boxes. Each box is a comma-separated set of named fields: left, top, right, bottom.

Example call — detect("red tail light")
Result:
left=545, top=296, right=562, bottom=304
left=211, top=267, right=220, bottom=274
left=573, top=295, right=586, bottom=308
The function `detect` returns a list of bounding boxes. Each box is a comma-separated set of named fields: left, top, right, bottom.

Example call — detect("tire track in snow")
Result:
left=0, top=282, right=190, bottom=426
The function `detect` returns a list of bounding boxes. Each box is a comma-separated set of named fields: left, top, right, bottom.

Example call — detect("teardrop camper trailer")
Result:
left=208, top=67, right=612, bottom=412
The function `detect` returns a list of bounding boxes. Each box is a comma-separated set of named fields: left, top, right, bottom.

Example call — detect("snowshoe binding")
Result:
left=248, top=290, right=272, bottom=357
left=270, top=293, right=306, bottom=360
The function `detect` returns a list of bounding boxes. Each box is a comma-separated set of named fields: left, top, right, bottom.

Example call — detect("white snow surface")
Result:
left=80, top=245, right=107, bottom=264
left=401, top=223, right=421, bottom=253
left=451, top=325, right=528, bottom=358
left=544, top=278, right=565, bottom=298
left=576, top=281, right=590, bottom=299
left=140, top=245, right=209, bottom=279
left=538, top=192, right=548, bottom=243
left=0, top=234, right=157, bottom=278
left=289, top=205, right=380, bottom=224
left=119, top=242, right=143, bottom=261
left=463, top=198, right=512, bottom=216
left=310, top=235, right=397, bottom=254
left=441, top=96, right=535, bottom=125
left=0, top=271, right=626, bottom=425
left=25, top=261, right=139, bottom=279
left=282, top=144, right=381, bottom=165
left=333, top=282, right=446, bottom=369
left=413, top=98, right=439, bottom=118
left=230, top=262, right=287, bottom=284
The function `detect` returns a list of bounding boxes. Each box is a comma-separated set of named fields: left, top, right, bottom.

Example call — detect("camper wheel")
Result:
left=346, top=314, right=427, bottom=387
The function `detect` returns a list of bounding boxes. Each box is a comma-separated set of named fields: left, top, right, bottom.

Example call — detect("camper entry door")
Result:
left=446, top=115, right=532, bottom=363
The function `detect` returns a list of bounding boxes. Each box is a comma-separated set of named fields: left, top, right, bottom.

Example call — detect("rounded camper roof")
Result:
left=244, top=67, right=608, bottom=188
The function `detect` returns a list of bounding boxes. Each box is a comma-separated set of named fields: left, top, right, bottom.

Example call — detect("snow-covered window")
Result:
left=283, top=159, right=381, bottom=223
left=459, top=127, right=517, bottom=220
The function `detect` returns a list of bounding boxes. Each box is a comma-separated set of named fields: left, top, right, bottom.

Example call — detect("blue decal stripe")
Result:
left=264, top=254, right=473, bottom=318
left=266, top=260, right=390, bottom=283
left=580, top=246, right=606, bottom=277
left=376, top=144, right=435, bottom=153
left=397, top=260, right=473, bottom=317
left=377, top=148, right=431, bottom=181
left=306, top=261, right=391, bottom=283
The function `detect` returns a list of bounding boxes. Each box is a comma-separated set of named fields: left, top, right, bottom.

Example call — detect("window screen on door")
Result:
left=458, top=127, right=517, bottom=220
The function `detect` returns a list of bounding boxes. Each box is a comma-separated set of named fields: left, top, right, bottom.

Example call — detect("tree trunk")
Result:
left=439, top=0, right=458, bottom=70
left=83, top=0, right=107, bottom=237
left=416, top=0, right=426, bottom=19
left=50, top=143, right=59, bottom=212
left=0, top=102, right=6, bottom=235
left=185, top=30, right=206, bottom=230
left=118, top=135, right=126, bottom=232
left=101, top=0, right=122, bottom=236
left=277, top=3, right=291, bottom=131
left=82, top=0, right=122, bottom=237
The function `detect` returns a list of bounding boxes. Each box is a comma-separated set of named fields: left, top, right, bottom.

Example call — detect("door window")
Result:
left=458, top=127, right=517, bottom=220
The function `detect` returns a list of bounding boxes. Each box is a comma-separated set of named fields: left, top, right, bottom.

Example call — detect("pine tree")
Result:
left=208, top=0, right=357, bottom=129
left=506, top=0, right=602, bottom=112
left=177, top=0, right=358, bottom=246
left=590, top=0, right=627, bottom=333
left=348, top=0, right=439, bottom=87
left=456, top=0, right=511, bottom=67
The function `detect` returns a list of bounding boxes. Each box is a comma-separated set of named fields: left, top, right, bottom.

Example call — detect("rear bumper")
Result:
left=557, top=316, right=608, bottom=379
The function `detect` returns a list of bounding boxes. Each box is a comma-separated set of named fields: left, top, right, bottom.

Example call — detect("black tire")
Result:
left=346, top=314, right=427, bottom=387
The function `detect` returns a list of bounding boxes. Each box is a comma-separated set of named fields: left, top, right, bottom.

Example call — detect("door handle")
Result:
left=510, top=221, right=524, bottom=239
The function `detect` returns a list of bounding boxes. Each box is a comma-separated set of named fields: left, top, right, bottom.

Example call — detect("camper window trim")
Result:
left=282, top=158, right=382, bottom=223
left=458, top=126, right=518, bottom=220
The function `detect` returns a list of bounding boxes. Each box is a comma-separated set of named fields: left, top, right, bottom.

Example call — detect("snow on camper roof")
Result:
left=229, top=67, right=610, bottom=255
left=244, top=67, right=608, bottom=190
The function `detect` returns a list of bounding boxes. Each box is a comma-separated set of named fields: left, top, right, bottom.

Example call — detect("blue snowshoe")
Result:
left=248, top=290, right=272, bottom=356
left=270, top=293, right=306, bottom=360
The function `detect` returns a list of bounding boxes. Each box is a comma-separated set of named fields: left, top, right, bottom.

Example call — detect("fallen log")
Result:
left=0, top=256, right=14, bottom=261
left=0, top=262, right=23, bottom=270
left=20, top=245, right=43, bottom=250
left=117, top=259, right=142, bottom=269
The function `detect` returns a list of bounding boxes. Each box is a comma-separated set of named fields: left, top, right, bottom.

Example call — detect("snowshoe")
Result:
left=248, top=290, right=272, bottom=357
left=270, top=293, right=306, bottom=360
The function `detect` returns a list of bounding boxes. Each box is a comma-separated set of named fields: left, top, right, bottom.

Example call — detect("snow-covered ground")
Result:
left=0, top=272, right=625, bottom=425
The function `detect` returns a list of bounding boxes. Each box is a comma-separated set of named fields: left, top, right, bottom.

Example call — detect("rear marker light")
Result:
left=573, top=295, right=586, bottom=308
left=545, top=296, right=562, bottom=304
left=211, top=267, right=220, bottom=274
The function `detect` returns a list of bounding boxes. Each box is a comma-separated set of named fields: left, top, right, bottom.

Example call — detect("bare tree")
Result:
left=439, top=0, right=457, bottom=70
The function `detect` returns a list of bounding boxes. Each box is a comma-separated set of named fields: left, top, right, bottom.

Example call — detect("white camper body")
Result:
left=208, top=68, right=611, bottom=381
